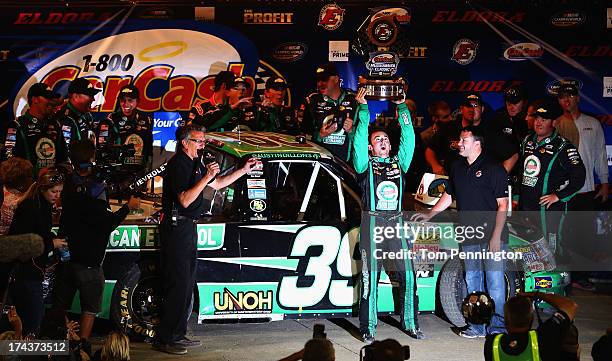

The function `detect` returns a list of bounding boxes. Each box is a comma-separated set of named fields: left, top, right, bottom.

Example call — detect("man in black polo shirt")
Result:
left=154, top=124, right=258, bottom=355
left=484, top=292, right=579, bottom=361
left=416, top=125, right=509, bottom=338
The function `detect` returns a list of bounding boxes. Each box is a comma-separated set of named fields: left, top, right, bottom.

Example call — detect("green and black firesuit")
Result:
left=2, top=112, right=65, bottom=176
left=301, top=89, right=358, bottom=162
left=187, top=98, right=256, bottom=132
left=253, top=104, right=300, bottom=135
left=519, top=130, right=585, bottom=252
left=353, top=102, right=417, bottom=336
left=95, top=110, right=153, bottom=172
left=55, top=102, right=96, bottom=157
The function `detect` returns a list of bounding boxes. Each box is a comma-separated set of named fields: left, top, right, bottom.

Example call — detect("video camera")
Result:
left=93, top=143, right=140, bottom=198
left=96, top=143, right=136, bottom=172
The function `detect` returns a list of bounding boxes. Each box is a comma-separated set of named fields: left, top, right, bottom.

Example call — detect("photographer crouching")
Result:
left=153, top=124, right=258, bottom=355
left=52, top=139, right=139, bottom=351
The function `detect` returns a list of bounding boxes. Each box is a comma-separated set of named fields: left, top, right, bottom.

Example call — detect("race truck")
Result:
left=64, top=131, right=569, bottom=339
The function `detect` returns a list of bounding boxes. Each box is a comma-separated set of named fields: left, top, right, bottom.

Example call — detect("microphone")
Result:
left=0, top=234, right=44, bottom=263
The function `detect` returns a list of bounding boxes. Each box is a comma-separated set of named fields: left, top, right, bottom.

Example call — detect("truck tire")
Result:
left=110, top=261, right=162, bottom=340
left=438, top=258, right=520, bottom=328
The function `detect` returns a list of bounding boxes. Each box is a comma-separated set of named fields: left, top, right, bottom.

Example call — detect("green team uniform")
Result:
left=2, top=112, right=64, bottom=176
left=55, top=102, right=97, bottom=158
left=301, top=89, right=358, bottom=162
left=519, top=130, right=585, bottom=253
left=353, top=102, right=417, bottom=336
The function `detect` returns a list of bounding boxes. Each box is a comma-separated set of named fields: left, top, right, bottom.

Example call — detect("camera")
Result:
left=313, top=323, right=326, bottom=339
left=360, top=339, right=410, bottom=361
left=97, top=143, right=136, bottom=169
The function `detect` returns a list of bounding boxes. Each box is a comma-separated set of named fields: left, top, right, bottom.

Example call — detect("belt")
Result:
left=176, top=215, right=199, bottom=223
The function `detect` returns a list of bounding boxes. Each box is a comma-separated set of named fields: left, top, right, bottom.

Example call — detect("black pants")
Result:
left=157, top=219, right=197, bottom=344
left=11, top=277, right=44, bottom=336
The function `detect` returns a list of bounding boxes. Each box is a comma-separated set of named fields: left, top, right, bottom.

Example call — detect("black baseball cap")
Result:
left=315, top=63, right=339, bottom=81
left=557, top=83, right=578, bottom=97
left=214, top=71, right=236, bottom=89
left=118, top=85, right=139, bottom=99
left=27, top=83, right=59, bottom=100
left=531, top=99, right=563, bottom=120
left=265, top=76, right=288, bottom=90
left=68, top=78, right=101, bottom=97
left=462, top=92, right=483, bottom=106
left=504, top=84, right=527, bottom=104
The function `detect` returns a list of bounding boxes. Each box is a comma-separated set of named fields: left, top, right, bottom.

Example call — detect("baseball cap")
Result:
left=214, top=71, right=236, bottom=89
left=315, top=63, right=339, bottom=81
left=531, top=99, right=563, bottom=120
left=557, top=83, right=578, bottom=97
left=233, top=77, right=251, bottom=89
left=68, top=78, right=101, bottom=97
left=504, top=84, right=527, bottom=104
left=265, top=76, right=288, bottom=90
left=461, top=92, right=483, bottom=107
left=27, top=83, right=59, bottom=100
left=118, top=85, right=139, bottom=99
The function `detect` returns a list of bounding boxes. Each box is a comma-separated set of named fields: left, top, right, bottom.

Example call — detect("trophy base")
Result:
left=358, top=76, right=405, bottom=101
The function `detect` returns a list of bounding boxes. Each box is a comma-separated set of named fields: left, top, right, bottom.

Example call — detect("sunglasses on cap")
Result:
left=39, top=169, right=65, bottom=185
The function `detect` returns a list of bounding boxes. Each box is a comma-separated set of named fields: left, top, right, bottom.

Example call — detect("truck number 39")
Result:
left=278, top=226, right=359, bottom=308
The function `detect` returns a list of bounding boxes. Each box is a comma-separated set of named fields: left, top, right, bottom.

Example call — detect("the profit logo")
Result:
left=243, top=10, right=293, bottom=24
left=451, top=39, right=478, bottom=65
left=214, top=288, right=273, bottom=314
left=318, top=3, right=345, bottom=31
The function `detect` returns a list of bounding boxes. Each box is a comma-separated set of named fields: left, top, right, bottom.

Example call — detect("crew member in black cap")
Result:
left=488, top=84, right=529, bottom=173
left=299, top=63, right=359, bottom=162
left=518, top=99, right=585, bottom=256
left=186, top=71, right=254, bottom=131
left=95, top=85, right=153, bottom=174
left=55, top=77, right=101, bottom=158
left=3, top=83, right=64, bottom=176
left=426, top=92, right=485, bottom=175
left=253, top=76, right=299, bottom=134
left=227, top=76, right=257, bottom=129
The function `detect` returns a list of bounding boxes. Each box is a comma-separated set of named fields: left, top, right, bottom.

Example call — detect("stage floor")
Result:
left=87, top=289, right=612, bottom=361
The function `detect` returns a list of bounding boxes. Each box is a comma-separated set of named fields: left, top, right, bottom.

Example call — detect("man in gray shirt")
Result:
left=557, top=84, right=608, bottom=203
left=556, top=83, right=608, bottom=291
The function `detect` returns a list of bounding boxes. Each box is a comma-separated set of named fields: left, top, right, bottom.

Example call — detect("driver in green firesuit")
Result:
left=352, top=86, right=424, bottom=343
